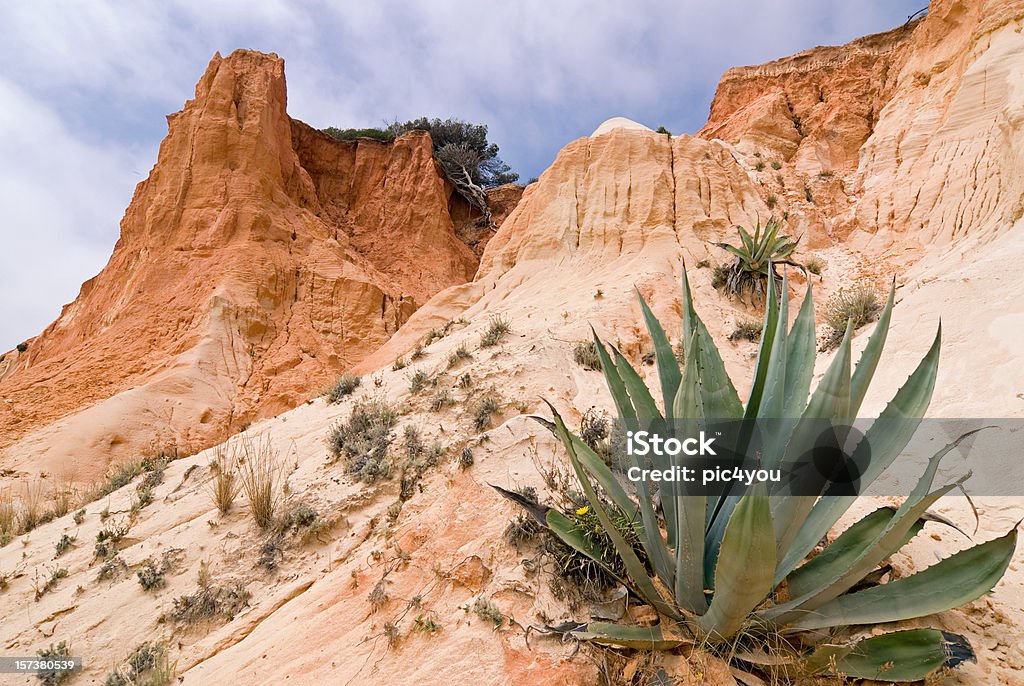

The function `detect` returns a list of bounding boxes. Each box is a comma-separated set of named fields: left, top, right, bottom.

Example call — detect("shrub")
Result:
left=408, top=370, right=430, bottom=394
left=95, top=517, right=132, bottom=559
left=72, top=508, right=85, bottom=525
left=821, top=280, right=883, bottom=350
left=804, top=185, right=814, bottom=203
left=805, top=257, right=824, bottom=275
left=237, top=435, right=282, bottom=529
left=322, top=126, right=394, bottom=142
left=472, top=395, right=500, bottom=431
left=728, top=319, right=763, bottom=342
left=509, top=266, right=1016, bottom=682
left=472, top=597, right=504, bottom=628
left=766, top=193, right=777, bottom=209
left=34, top=566, right=68, bottom=600
left=712, top=219, right=800, bottom=304
left=480, top=315, right=511, bottom=348
left=137, top=559, right=168, bottom=591
left=282, top=503, right=318, bottom=529
left=54, top=534, right=74, bottom=558
left=572, top=341, right=602, bottom=371
left=328, top=399, right=397, bottom=483
left=410, top=343, right=426, bottom=360
left=207, top=446, right=241, bottom=514
left=0, top=489, right=15, bottom=542
left=771, top=160, right=782, bottom=170
left=391, top=356, right=408, bottom=371
left=36, top=640, right=73, bottom=685
left=458, top=447, right=474, bottom=469
left=19, top=480, right=45, bottom=533
left=326, top=373, right=361, bottom=403
left=16, top=342, right=28, bottom=353
left=655, top=126, right=672, bottom=136
left=168, top=578, right=250, bottom=624
left=754, top=160, right=765, bottom=171
left=446, top=344, right=472, bottom=369
left=104, top=641, right=174, bottom=686
left=430, top=389, right=453, bottom=412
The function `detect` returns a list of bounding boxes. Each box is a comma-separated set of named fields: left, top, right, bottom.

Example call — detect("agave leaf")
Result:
left=672, top=333, right=708, bottom=614
left=569, top=621, right=686, bottom=650
left=790, top=527, right=1017, bottom=630
left=775, top=325, right=941, bottom=580
left=848, top=280, right=896, bottom=417
left=771, top=321, right=853, bottom=565
left=752, top=221, right=782, bottom=265
left=743, top=268, right=781, bottom=421
left=680, top=270, right=744, bottom=421
left=756, top=272, right=789, bottom=421
left=765, top=437, right=961, bottom=623
left=820, top=629, right=971, bottom=682
left=698, top=487, right=775, bottom=639
left=785, top=507, right=924, bottom=599
left=636, top=289, right=682, bottom=421
left=547, top=403, right=679, bottom=619
left=592, top=330, right=638, bottom=424
left=781, top=281, right=817, bottom=419
left=737, top=225, right=756, bottom=257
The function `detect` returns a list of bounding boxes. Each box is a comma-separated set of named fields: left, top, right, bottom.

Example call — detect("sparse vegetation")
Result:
left=472, top=394, right=500, bottom=431
left=36, top=640, right=73, bottom=685
left=480, top=315, right=512, bottom=347
left=766, top=193, right=777, bottom=209
left=771, top=160, right=782, bottom=170
left=237, top=435, right=282, bottom=529
left=95, top=517, right=132, bottom=559
left=16, top=341, right=28, bottom=353
left=168, top=567, right=250, bottom=624
left=446, top=343, right=472, bottom=369
left=96, top=554, right=127, bottom=581
left=821, top=280, right=883, bottom=350
left=392, top=356, right=408, bottom=371
left=413, top=614, right=443, bottom=635
left=429, top=388, right=453, bottom=412
left=728, top=319, right=764, bottom=342
left=54, top=534, right=74, bottom=558
left=472, top=596, right=504, bottom=628
left=754, top=160, right=765, bottom=171
left=572, top=340, right=602, bottom=371
left=326, top=373, right=361, bottom=403
left=712, top=219, right=801, bottom=304
left=207, top=445, right=241, bottom=514
left=328, top=398, right=397, bottom=483
left=34, top=565, right=68, bottom=600
left=0, top=489, right=15, bottom=544
left=136, top=552, right=172, bottom=589
left=804, top=185, right=814, bottom=203
left=805, top=257, right=824, bottom=276
left=695, top=259, right=710, bottom=269
left=104, top=641, right=174, bottom=686
left=458, top=446, right=474, bottom=469
left=73, top=508, right=85, bottom=525
left=410, top=343, right=425, bottom=360
left=408, top=369, right=430, bottom=394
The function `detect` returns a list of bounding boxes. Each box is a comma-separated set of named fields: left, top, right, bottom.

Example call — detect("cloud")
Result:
left=0, top=0, right=923, bottom=348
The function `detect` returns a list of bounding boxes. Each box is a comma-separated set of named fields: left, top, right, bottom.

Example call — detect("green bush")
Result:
left=326, top=374, right=361, bottom=403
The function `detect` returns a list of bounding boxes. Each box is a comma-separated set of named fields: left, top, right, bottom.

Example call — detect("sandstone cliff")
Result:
left=0, top=50, right=514, bottom=480
left=2, top=2, right=1024, bottom=685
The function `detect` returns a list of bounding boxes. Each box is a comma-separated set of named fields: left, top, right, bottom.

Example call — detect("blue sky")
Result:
left=0, top=1, right=923, bottom=350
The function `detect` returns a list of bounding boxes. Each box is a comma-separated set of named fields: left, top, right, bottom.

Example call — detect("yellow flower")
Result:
left=575, top=506, right=590, bottom=516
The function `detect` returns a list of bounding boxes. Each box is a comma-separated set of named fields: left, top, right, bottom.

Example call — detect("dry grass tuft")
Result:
left=207, top=445, right=241, bottom=514
left=237, top=435, right=283, bottom=529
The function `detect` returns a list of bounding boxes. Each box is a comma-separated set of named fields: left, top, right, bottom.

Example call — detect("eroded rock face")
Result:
left=0, top=50, right=503, bottom=479
left=697, top=0, right=1024, bottom=250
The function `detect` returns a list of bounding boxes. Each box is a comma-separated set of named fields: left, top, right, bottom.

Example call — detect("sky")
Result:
left=0, top=0, right=924, bottom=351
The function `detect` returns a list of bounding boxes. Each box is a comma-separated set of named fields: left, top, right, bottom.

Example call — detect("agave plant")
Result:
left=713, top=218, right=801, bottom=303
left=519, top=266, right=1017, bottom=682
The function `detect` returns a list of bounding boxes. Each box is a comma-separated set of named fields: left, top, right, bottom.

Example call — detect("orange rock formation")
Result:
left=0, top=50, right=515, bottom=479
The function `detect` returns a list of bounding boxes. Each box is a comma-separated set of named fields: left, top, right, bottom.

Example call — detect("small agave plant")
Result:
left=714, top=218, right=801, bottom=303
left=521, top=265, right=1017, bottom=682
